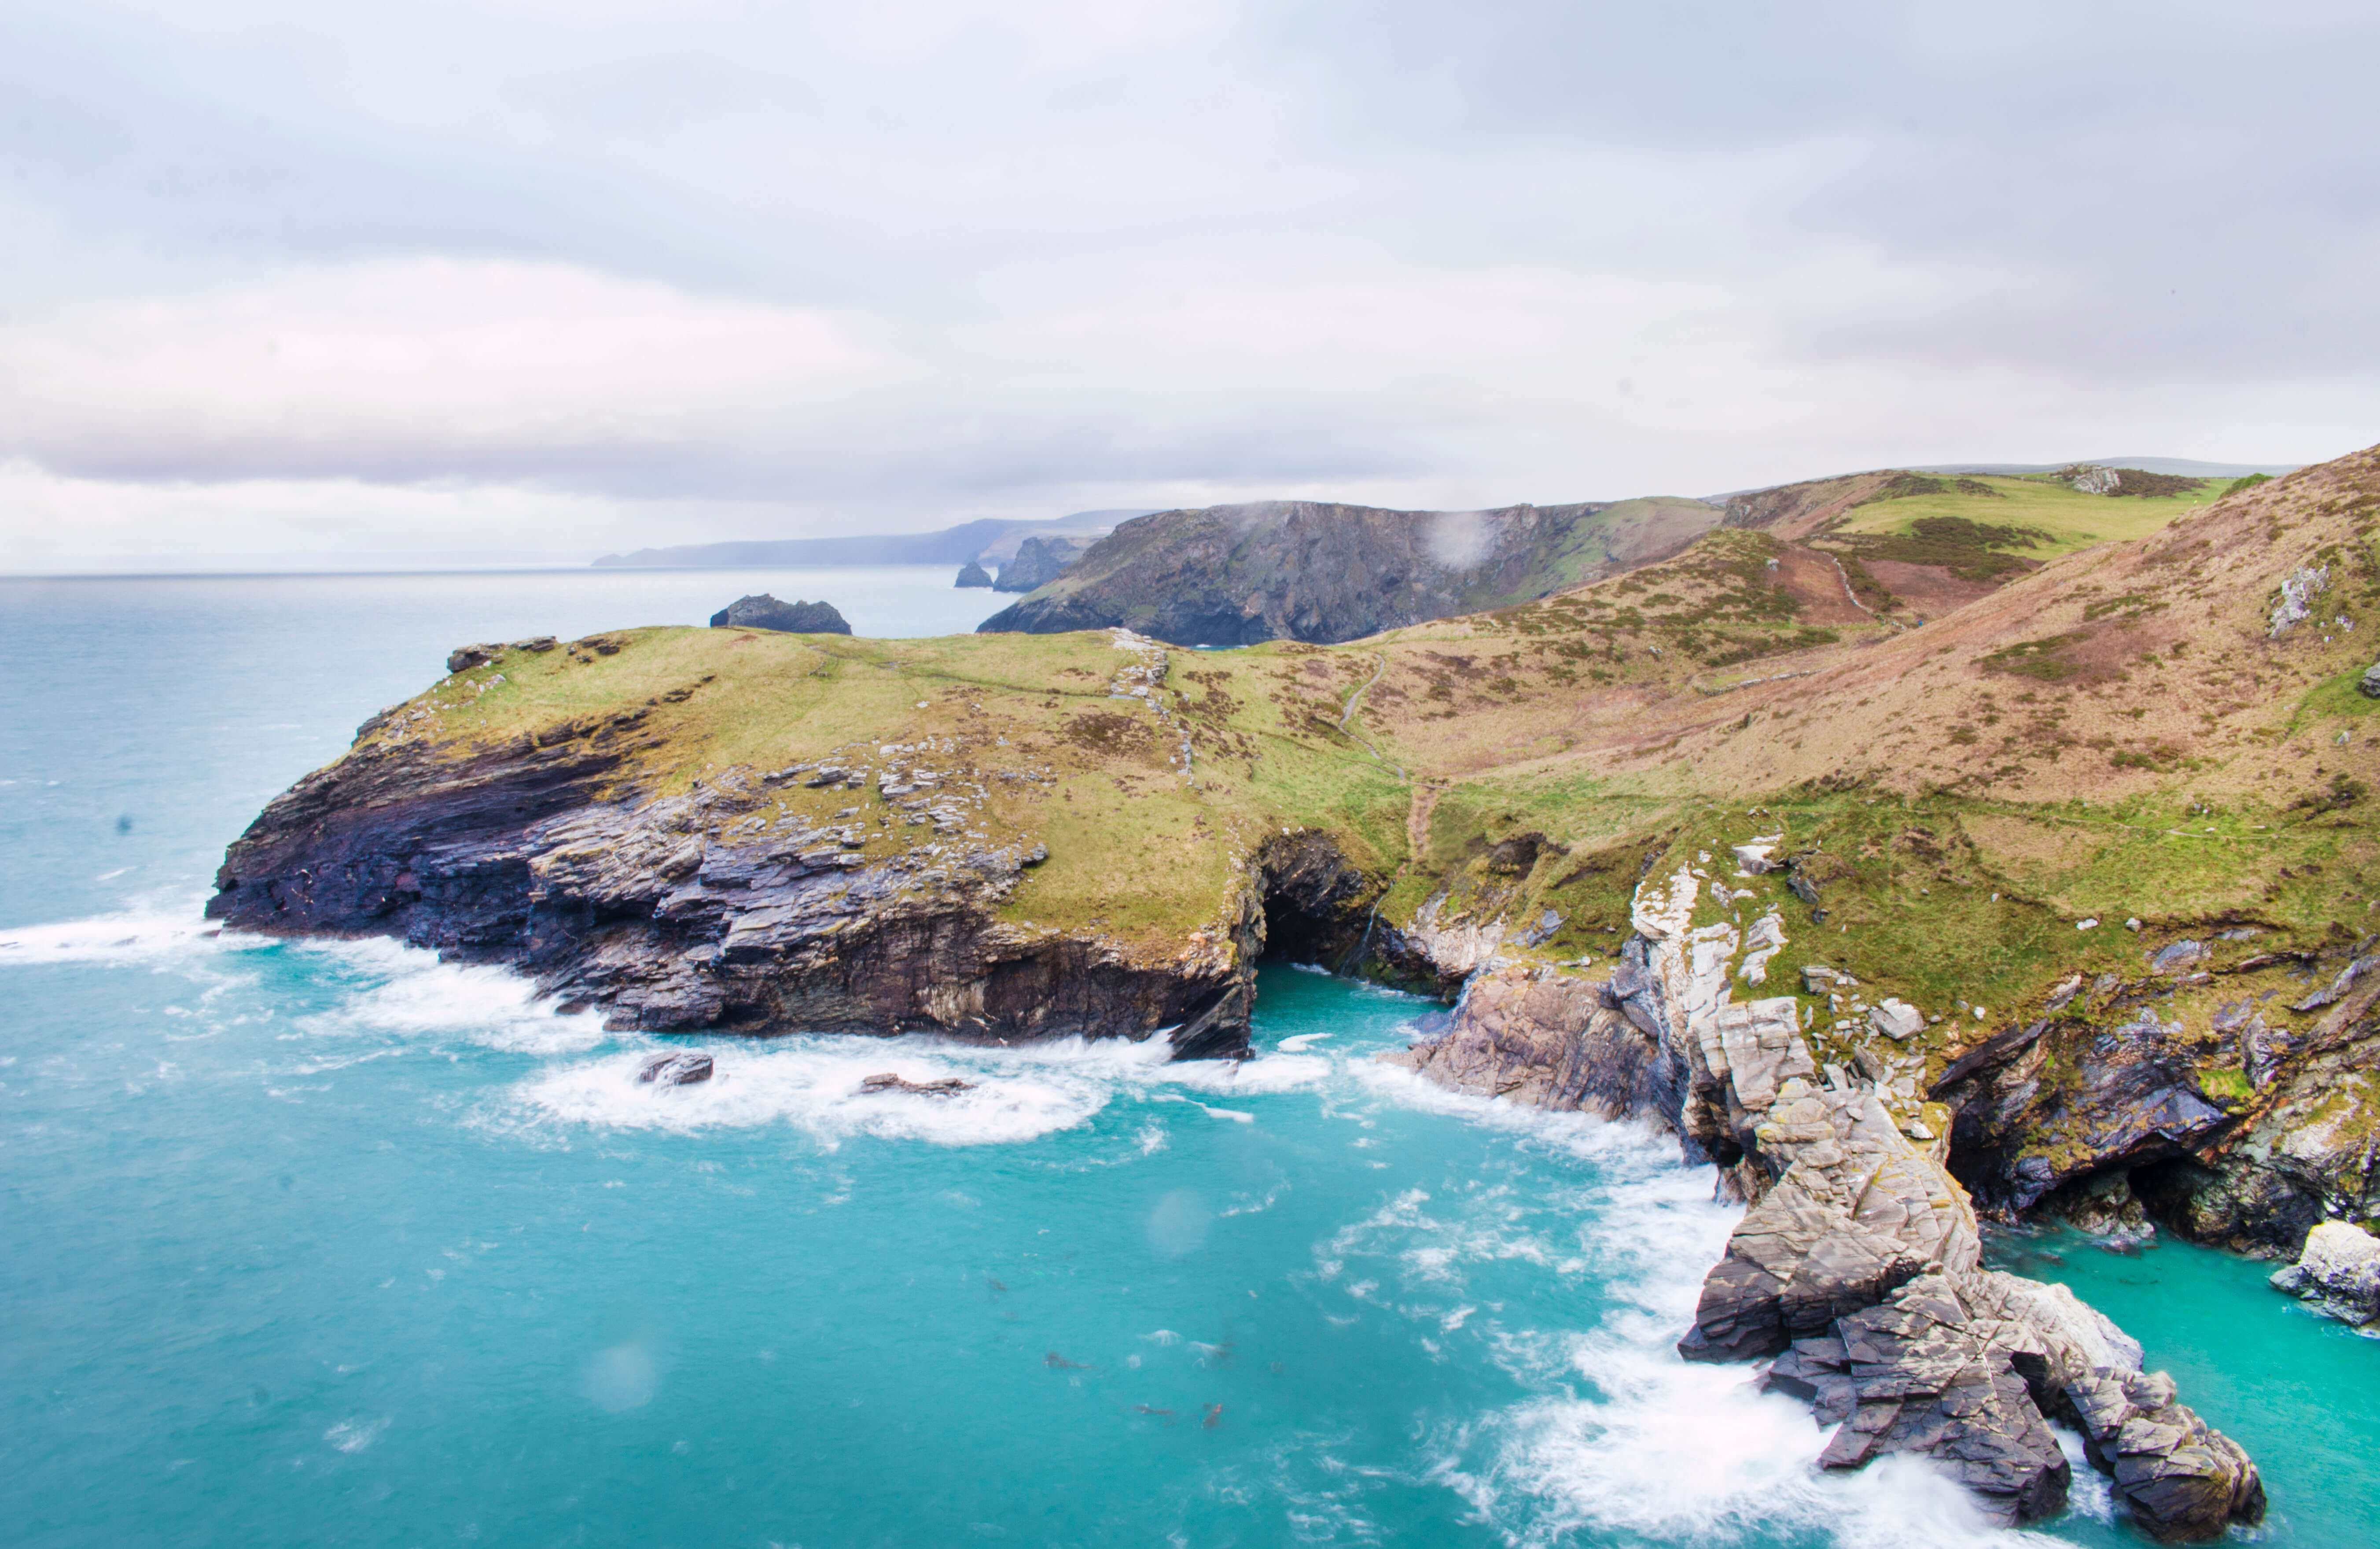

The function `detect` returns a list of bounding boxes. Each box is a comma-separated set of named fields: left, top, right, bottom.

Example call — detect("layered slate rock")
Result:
left=1384, top=961, right=1687, bottom=1125
left=1767, top=1274, right=2071, bottom=1525
left=1390, top=855, right=2264, bottom=1539
left=2066, top=1368, right=2266, bottom=1540
left=206, top=717, right=1262, bottom=1055
left=708, top=594, right=851, bottom=634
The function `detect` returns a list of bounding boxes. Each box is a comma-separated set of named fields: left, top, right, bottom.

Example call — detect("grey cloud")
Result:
left=0, top=0, right=2373, bottom=564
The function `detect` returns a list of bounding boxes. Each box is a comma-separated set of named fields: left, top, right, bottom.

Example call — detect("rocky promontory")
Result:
left=1390, top=861, right=2267, bottom=1539
left=976, top=496, right=1723, bottom=645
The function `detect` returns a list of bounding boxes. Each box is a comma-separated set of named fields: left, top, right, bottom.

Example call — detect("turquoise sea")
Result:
left=2, top=569, right=2373, bottom=1547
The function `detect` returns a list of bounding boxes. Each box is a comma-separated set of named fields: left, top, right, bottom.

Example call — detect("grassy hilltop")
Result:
left=381, top=450, right=2376, bottom=1107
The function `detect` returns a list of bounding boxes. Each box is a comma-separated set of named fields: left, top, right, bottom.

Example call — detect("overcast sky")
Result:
left=4, top=1, right=2375, bottom=569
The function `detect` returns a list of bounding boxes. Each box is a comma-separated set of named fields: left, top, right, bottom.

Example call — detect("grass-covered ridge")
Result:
left=358, top=444, right=2377, bottom=1081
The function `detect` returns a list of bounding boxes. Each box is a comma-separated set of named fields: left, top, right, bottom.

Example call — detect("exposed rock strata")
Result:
left=1390, top=863, right=2264, bottom=1539
left=202, top=724, right=1335, bottom=1058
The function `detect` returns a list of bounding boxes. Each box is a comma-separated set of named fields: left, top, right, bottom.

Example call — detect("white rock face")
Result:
left=2271, top=1220, right=2380, bottom=1324
left=1739, top=909, right=1786, bottom=984
left=1870, top=998, right=1926, bottom=1040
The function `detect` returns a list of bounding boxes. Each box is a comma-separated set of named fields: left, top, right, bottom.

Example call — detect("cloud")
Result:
left=1, top=0, right=2376, bottom=568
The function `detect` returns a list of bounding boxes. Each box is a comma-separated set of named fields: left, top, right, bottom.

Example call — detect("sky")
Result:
left=3, top=0, right=2376, bottom=571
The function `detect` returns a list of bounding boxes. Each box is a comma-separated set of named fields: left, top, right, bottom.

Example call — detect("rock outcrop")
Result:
left=639, top=1052, right=713, bottom=1085
left=709, top=595, right=851, bottom=634
left=2269, top=1219, right=2380, bottom=1325
left=204, top=718, right=1280, bottom=1057
left=955, top=561, right=993, bottom=588
left=1390, top=860, right=2265, bottom=1540
left=976, top=497, right=1722, bottom=646
left=992, top=535, right=1085, bottom=593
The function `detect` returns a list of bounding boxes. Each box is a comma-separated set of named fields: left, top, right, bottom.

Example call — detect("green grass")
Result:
left=1829, top=472, right=2229, bottom=558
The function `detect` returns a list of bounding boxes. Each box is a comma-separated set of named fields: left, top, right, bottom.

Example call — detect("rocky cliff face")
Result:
left=205, top=708, right=1381, bottom=1060
left=976, top=497, right=1722, bottom=646
left=1389, top=863, right=2266, bottom=1541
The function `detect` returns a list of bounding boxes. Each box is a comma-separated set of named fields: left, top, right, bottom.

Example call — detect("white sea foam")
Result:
left=323, top=1417, right=389, bottom=1453
left=291, top=938, right=608, bottom=1054
left=0, top=903, right=263, bottom=967
left=510, top=1042, right=1114, bottom=1147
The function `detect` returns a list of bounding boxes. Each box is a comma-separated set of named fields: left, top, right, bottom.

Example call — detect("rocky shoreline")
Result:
left=1390, top=863, right=2268, bottom=1540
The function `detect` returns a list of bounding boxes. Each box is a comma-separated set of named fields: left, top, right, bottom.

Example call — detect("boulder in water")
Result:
left=639, top=1052, right=714, bottom=1086
left=2270, top=1218, right=2380, bottom=1324
left=708, top=595, right=851, bottom=634
left=859, top=1072, right=974, bottom=1097
left=955, top=561, right=993, bottom=588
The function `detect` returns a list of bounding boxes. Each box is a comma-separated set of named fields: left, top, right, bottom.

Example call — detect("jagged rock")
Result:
left=1869, top=998, right=1925, bottom=1040
left=2362, top=661, right=2380, bottom=698
left=708, top=594, right=852, bottom=634
left=639, top=1052, right=714, bottom=1085
left=2064, top=1368, right=2266, bottom=1540
left=2148, top=940, right=2209, bottom=974
left=2269, top=1219, right=2380, bottom=1325
left=1387, top=962, right=1686, bottom=1126
left=203, top=714, right=1288, bottom=1057
left=1802, top=963, right=1856, bottom=993
left=1731, top=838, right=1781, bottom=874
left=991, top=535, right=1086, bottom=593
left=446, top=636, right=558, bottom=674
left=1772, top=1272, right=2073, bottom=1525
left=859, top=1072, right=973, bottom=1096
left=955, top=561, right=993, bottom=588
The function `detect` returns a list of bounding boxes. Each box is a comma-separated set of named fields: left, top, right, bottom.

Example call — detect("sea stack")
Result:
left=956, top=561, right=993, bottom=588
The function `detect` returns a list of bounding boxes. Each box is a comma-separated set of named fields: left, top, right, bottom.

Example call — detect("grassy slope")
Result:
left=1829, top=472, right=2236, bottom=557
left=364, top=449, right=2375, bottom=1125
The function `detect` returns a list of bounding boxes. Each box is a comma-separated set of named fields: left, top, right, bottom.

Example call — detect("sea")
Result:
left=1, top=567, right=2373, bottom=1548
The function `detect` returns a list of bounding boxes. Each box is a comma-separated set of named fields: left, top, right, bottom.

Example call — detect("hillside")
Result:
left=975, top=496, right=1724, bottom=645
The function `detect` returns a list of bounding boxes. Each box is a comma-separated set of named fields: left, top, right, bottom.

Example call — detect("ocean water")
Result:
left=1, top=571, right=2371, bottom=1547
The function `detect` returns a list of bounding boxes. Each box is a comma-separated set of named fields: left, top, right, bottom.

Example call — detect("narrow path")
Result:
left=1827, top=553, right=1877, bottom=618
left=1335, top=653, right=1409, bottom=782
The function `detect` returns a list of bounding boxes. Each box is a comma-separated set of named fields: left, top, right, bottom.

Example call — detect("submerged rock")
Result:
left=708, top=594, right=852, bottom=634
left=2270, top=1219, right=2380, bottom=1325
left=858, top=1072, right=974, bottom=1097
left=639, top=1052, right=714, bottom=1085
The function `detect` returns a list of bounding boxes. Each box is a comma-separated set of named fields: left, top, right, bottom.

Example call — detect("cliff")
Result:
left=1390, top=866, right=2266, bottom=1538
left=975, top=496, right=1725, bottom=645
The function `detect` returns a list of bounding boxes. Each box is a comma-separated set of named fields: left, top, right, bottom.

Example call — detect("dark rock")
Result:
left=2064, top=1368, right=2266, bottom=1540
left=859, top=1072, right=973, bottom=1096
left=640, top=1051, right=714, bottom=1085
left=447, top=636, right=558, bottom=675
left=708, top=594, right=852, bottom=634
left=992, top=535, right=1087, bottom=593
left=2361, top=661, right=2380, bottom=698
left=202, top=722, right=1270, bottom=1056
left=1796, top=1273, right=2073, bottom=1526
left=955, top=561, right=993, bottom=588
